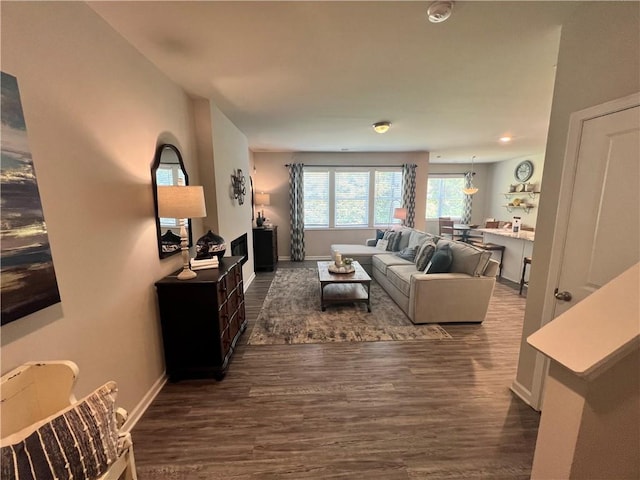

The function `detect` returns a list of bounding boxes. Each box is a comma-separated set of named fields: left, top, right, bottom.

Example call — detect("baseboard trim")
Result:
left=301, top=255, right=332, bottom=260
left=122, top=371, right=167, bottom=432
left=244, top=271, right=256, bottom=291
left=510, top=379, right=540, bottom=412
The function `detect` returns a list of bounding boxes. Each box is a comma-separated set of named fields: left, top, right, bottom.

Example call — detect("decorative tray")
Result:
left=328, top=264, right=355, bottom=274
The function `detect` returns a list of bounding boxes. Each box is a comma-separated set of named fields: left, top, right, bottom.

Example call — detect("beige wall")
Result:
left=486, top=154, right=544, bottom=229
left=0, top=2, right=204, bottom=411
left=513, top=2, right=640, bottom=406
left=252, top=151, right=429, bottom=258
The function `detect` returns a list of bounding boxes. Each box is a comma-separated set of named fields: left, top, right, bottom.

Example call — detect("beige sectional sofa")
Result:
left=331, top=228, right=498, bottom=324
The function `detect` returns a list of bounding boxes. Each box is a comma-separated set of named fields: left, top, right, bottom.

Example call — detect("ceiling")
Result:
left=89, top=1, right=579, bottom=163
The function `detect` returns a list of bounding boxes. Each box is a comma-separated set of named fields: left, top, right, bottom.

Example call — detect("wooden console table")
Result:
left=155, top=256, right=246, bottom=381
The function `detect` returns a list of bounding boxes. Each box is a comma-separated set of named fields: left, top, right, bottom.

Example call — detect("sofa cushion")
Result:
left=415, top=240, right=436, bottom=271
left=436, top=239, right=492, bottom=276
left=386, top=265, right=417, bottom=297
left=395, top=246, right=418, bottom=262
left=407, top=230, right=428, bottom=250
left=426, top=243, right=453, bottom=273
left=372, top=253, right=413, bottom=275
left=397, top=228, right=413, bottom=251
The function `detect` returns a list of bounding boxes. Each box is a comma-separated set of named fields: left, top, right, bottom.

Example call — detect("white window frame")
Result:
left=303, top=167, right=403, bottom=229
left=425, top=173, right=465, bottom=220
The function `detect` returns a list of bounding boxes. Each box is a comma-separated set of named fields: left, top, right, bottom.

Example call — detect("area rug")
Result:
left=248, top=267, right=451, bottom=345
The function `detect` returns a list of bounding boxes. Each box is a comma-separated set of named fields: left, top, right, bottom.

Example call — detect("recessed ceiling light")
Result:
left=499, top=136, right=512, bottom=143
left=372, top=121, right=391, bottom=134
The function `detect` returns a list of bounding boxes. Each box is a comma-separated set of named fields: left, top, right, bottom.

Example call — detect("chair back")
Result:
left=439, top=218, right=454, bottom=236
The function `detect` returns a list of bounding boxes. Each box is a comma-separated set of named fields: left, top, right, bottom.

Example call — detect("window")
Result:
left=303, top=168, right=402, bottom=228
left=374, top=170, right=403, bottom=226
left=157, top=164, right=186, bottom=228
left=335, top=171, right=369, bottom=227
left=304, top=171, right=330, bottom=227
left=426, top=175, right=465, bottom=219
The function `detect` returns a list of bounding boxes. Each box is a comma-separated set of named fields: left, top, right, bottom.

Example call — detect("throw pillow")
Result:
left=1, top=382, right=119, bottom=480
left=376, top=229, right=387, bottom=240
left=395, top=246, right=418, bottom=262
left=415, top=241, right=436, bottom=271
left=391, top=231, right=403, bottom=251
left=425, top=244, right=453, bottom=273
left=376, top=239, right=389, bottom=250
left=396, top=229, right=412, bottom=251
left=385, top=232, right=397, bottom=251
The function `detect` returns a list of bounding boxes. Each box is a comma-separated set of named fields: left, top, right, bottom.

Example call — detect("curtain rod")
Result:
left=284, top=164, right=413, bottom=168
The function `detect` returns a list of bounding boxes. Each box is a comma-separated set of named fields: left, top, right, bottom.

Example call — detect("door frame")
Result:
left=528, top=91, right=640, bottom=410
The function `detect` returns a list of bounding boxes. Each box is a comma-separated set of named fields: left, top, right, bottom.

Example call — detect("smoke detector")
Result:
left=427, top=1, right=454, bottom=23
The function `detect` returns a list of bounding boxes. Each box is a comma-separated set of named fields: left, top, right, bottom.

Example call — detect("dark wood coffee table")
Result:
left=317, top=261, right=371, bottom=312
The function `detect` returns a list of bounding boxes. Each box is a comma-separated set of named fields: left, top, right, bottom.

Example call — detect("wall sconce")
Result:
left=231, top=169, right=246, bottom=205
left=255, top=192, right=271, bottom=227
left=157, top=185, right=207, bottom=280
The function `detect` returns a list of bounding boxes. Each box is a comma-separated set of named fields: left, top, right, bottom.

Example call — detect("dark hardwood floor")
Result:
left=133, top=261, right=540, bottom=479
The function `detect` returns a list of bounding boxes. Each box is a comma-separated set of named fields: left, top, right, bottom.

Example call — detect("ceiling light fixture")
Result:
left=427, top=1, right=454, bottom=23
left=499, top=136, right=512, bottom=143
left=372, top=121, right=391, bottom=134
left=463, top=155, right=479, bottom=195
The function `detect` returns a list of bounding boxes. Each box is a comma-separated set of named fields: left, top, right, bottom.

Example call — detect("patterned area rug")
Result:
left=248, top=267, right=451, bottom=345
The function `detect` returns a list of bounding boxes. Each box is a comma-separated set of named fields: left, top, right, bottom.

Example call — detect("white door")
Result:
left=529, top=93, right=640, bottom=410
left=553, top=103, right=640, bottom=316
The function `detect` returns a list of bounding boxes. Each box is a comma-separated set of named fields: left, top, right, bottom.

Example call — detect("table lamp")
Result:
left=393, top=207, right=407, bottom=226
left=157, top=185, right=207, bottom=280
left=255, top=192, right=271, bottom=227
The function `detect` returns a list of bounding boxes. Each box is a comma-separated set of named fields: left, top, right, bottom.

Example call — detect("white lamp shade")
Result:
left=255, top=192, right=271, bottom=206
left=393, top=207, right=407, bottom=220
left=157, top=185, right=207, bottom=219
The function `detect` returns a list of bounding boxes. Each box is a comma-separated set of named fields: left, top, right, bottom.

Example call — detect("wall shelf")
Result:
left=503, top=204, right=535, bottom=213
left=503, top=191, right=540, bottom=199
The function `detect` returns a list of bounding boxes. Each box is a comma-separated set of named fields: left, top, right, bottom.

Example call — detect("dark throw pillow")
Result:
left=376, top=229, right=387, bottom=240
left=425, top=244, right=453, bottom=273
left=415, top=241, right=436, bottom=271
left=395, top=246, right=418, bottom=262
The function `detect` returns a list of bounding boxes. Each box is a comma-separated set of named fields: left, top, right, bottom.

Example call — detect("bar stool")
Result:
left=468, top=240, right=506, bottom=278
left=520, top=256, right=532, bottom=295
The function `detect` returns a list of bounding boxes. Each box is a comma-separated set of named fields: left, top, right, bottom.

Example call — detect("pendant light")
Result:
left=463, top=155, right=479, bottom=195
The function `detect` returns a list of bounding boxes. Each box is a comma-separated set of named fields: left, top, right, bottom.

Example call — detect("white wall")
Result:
left=513, top=2, right=640, bottom=406
left=486, top=154, right=545, bottom=229
left=252, top=151, right=429, bottom=258
left=1, top=3, right=202, bottom=411
left=209, top=104, right=254, bottom=282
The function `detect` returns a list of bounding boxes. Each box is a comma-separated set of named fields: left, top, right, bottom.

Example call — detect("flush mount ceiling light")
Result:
left=499, top=136, right=512, bottom=143
left=427, top=1, right=454, bottom=23
left=373, top=121, right=391, bottom=134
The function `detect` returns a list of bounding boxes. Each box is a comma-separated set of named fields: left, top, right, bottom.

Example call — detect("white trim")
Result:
left=302, top=255, right=332, bottom=260
left=509, top=379, right=540, bottom=412
left=121, top=372, right=167, bottom=432
left=243, top=272, right=256, bottom=291
left=527, top=91, right=640, bottom=410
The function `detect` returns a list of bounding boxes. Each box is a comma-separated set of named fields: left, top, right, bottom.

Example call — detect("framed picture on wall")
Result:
left=1, top=71, right=61, bottom=325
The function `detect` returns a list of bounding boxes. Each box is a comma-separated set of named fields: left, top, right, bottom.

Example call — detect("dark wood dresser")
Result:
left=154, top=256, right=246, bottom=381
left=253, top=226, right=278, bottom=271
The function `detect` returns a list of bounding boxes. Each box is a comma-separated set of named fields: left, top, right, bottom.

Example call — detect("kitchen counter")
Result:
left=475, top=228, right=534, bottom=283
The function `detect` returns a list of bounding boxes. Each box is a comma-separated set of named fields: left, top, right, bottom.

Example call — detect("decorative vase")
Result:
left=195, top=230, right=226, bottom=260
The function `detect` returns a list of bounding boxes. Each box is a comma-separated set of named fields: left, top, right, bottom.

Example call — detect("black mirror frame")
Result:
left=151, top=143, right=193, bottom=259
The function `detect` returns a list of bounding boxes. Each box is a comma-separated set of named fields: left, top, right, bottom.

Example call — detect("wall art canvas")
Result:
left=1, top=71, right=60, bottom=325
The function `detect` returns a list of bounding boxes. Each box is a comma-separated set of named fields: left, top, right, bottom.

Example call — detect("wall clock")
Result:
left=514, top=160, right=534, bottom=182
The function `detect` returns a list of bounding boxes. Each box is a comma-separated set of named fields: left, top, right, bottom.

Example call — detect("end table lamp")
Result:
left=255, top=192, right=271, bottom=227
left=393, top=207, right=407, bottom=226
left=157, top=185, right=207, bottom=280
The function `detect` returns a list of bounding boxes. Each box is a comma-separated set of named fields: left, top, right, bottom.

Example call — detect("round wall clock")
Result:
left=514, top=160, right=534, bottom=182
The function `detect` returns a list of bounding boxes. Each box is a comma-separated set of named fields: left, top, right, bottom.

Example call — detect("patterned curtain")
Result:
left=402, top=164, right=417, bottom=227
left=288, top=163, right=305, bottom=261
left=462, top=171, right=474, bottom=224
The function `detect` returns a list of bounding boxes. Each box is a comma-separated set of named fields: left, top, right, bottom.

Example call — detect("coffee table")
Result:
left=317, top=260, right=371, bottom=312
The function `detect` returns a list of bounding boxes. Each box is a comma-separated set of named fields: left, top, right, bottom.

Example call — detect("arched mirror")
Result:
left=151, top=144, right=193, bottom=258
